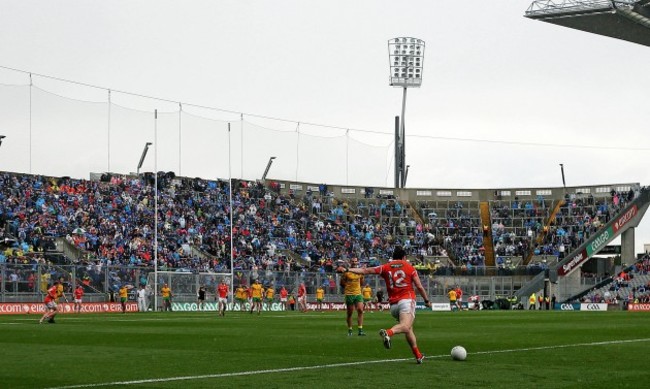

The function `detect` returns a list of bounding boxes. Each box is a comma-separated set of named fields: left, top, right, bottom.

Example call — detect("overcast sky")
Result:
left=1, top=0, right=649, bottom=253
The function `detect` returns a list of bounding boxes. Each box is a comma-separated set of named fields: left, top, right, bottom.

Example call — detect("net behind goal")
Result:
left=146, top=271, right=232, bottom=308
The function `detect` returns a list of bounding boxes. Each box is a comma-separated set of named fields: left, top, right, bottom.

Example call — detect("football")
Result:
left=451, top=345, right=467, bottom=361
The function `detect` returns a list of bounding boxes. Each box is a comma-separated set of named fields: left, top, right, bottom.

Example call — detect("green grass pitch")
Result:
left=1, top=310, right=649, bottom=388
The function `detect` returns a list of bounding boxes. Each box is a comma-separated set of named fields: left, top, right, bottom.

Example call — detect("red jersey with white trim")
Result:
left=74, top=287, right=84, bottom=299
left=217, top=283, right=229, bottom=298
left=297, top=284, right=306, bottom=297
left=44, top=285, right=58, bottom=304
left=370, top=260, right=417, bottom=304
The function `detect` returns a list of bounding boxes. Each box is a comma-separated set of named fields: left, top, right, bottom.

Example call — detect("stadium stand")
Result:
left=1, top=169, right=645, bottom=305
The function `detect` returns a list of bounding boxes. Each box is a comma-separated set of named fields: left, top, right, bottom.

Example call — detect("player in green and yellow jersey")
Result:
left=264, top=285, right=275, bottom=311
left=362, top=284, right=373, bottom=312
left=340, top=258, right=365, bottom=336
left=235, top=285, right=247, bottom=311
left=316, top=286, right=325, bottom=312
left=249, top=279, right=263, bottom=315
left=160, top=283, right=172, bottom=312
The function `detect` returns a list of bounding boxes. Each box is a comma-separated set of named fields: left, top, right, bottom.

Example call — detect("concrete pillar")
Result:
left=621, top=227, right=635, bottom=262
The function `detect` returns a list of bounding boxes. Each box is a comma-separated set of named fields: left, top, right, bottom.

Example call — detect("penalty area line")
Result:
left=46, top=337, right=650, bottom=389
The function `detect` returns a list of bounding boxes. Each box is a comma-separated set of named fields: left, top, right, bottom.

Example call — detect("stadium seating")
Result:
left=0, top=169, right=642, bottom=302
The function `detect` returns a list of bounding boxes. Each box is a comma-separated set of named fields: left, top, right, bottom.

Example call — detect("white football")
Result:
left=451, top=346, right=467, bottom=361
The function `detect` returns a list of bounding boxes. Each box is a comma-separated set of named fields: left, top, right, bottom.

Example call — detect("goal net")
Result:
left=146, top=271, right=232, bottom=311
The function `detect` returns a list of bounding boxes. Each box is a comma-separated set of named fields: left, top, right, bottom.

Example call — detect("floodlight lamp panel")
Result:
left=388, top=37, right=425, bottom=87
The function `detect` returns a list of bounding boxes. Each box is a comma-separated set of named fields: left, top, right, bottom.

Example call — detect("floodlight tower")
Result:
left=388, top=37, right=425, bottom=188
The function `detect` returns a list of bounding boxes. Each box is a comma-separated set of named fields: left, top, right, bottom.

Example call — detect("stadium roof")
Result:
left=525, top=0, right=650, bottom=47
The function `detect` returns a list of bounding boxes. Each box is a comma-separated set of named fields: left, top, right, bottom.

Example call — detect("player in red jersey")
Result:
left=297, top=282, right=307, bottom=312
left=337, top=247, right=431, bottom=364
left=39, top=281, right=60, bottom=324
left=73, top=284, right=84, bottom=313
left=279, top=286, right=289, bottom=311
left=454, top=285, right=463, bottom=311
left=217, top=279, right=229, bottom=316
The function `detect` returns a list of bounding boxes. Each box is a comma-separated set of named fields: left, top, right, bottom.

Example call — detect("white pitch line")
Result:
left=10, top=314, right=314, bottom=323
left=45, top=337, right=650, bottom=389
left=46, top=358, right=410, bottom=389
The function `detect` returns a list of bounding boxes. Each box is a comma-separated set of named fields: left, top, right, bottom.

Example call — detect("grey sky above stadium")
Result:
left=1, top=0, right=649, bottom=253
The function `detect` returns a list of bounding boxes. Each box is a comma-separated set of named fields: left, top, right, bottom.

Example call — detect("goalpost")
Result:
left=146, top=271, right=233, bottom=311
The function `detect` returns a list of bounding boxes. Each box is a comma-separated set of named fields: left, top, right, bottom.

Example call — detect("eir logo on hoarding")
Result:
left=628, top=303, right=650, bottom=311
left=613, top=205, right=637, bottom=233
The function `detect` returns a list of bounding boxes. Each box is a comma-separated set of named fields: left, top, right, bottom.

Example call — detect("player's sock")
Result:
left=386, top=329, right=394, bottom=337
left=412, top=346, right=422, bottom=359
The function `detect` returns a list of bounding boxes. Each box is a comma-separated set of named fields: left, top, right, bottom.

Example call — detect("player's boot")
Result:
left=348, top=329, right=353, bottom=337
left=379, top=329, right=391, bottom=349
left=416, top=354, right=425, bottom=364
left=358, top=329, right=366, bottom=336
left=48, top=318, right=55, bottom=324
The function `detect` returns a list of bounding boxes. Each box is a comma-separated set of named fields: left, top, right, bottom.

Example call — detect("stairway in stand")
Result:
left=479, top=202, right=495, bottom=267
left=523, top=200, right=564, bottom=265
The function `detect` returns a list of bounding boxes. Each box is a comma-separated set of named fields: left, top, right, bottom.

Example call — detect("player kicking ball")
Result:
left=337, top=247, right=432, bottom=364
left=39, top=281, right=63, bottom=324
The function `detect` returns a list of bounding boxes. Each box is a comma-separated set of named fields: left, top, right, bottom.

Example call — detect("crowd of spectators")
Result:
left=418, top=200, right=484, bottom=269
left=538, top=189, right=637, bottom=261
left=229, top=180, right=437, bottom=272
left=0, top=170, right=643, bottom=295
left=1, top=171, right=440, bottom=284
left=490, top=196, right=550, bottom=262
left=578, top=254, right=650, bottom=305
left=0, top=171, right=232, bottom=272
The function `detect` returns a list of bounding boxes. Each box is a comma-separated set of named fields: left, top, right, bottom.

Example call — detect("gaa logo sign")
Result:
left=560, top=304, right=574, bottom=311
left=590, top=230, right=610, bottom=253
left=581, top=303, right=607, bottom=311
